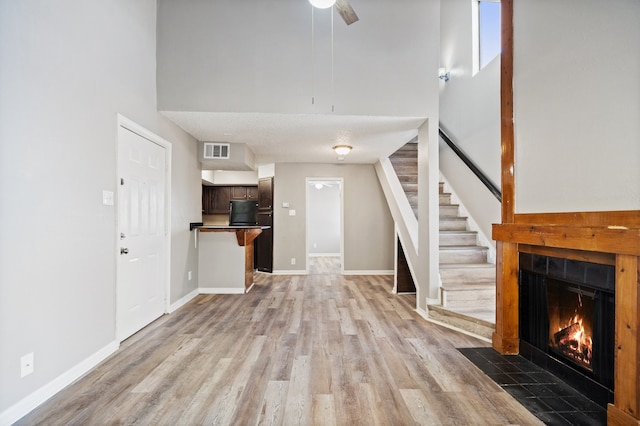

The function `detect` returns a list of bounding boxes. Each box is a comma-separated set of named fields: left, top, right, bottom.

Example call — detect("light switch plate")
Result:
left=102, top=190, right=114, bottom=206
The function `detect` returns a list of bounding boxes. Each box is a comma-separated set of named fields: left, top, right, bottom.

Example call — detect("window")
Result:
left=477, top=0, right=501, bottom=71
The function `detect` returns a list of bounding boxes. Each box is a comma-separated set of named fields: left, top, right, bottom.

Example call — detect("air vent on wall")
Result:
left=203, top=143, right=230, bottom=159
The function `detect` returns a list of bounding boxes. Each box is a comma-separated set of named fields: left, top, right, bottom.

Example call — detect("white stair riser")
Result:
left=440, top=267, right=496, bottom=283
left=439, top=193, right=451, bottom=204
left=440, top=249, right=488, bottom=264
left=439, top=218, right=467, bottom=231
left=439, top=233, right=477, bottom=246
left=439, top=205, right=459, bottom=216
left=442, top=290, right=496, bottom=309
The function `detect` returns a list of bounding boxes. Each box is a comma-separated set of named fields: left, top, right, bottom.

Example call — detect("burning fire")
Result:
left=552, top=293, right=593, bottom=370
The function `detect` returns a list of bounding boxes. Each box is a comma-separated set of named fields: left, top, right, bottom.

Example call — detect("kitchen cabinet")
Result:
left=231, top=186, right=247, bottom=200
left=255, top=213, right=273, bottom=272
left=202, top=185, right=258, bottom=214
left=255, top=177, right=274, bottom=272
left=247, top=186, right=258, bottom=201
left=258, top=177, right=273, bottom=211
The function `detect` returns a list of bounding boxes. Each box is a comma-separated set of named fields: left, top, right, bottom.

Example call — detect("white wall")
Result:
left=307, top=181, right=341, bottom=255
left=439, top=0, right=501, bottom=243
left=274, top=164, right=394, bottom=273
left=0, top=1, right=200, bottom=421
left=514, top=0, right=640, bottom=212
left=156, top=0, right=433, bottom=117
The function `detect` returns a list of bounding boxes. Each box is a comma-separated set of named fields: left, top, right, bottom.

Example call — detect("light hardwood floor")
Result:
left=16, top=259, right=541, bottom=425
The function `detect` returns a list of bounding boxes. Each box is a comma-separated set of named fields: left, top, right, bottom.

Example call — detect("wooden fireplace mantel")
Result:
left=492, top=210, right=640, bottom=425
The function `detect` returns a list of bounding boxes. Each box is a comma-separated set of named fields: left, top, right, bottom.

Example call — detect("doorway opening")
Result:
left=306, top=178, right=343, bottom=275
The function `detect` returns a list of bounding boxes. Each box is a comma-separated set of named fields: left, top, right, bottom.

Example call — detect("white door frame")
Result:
left=116, top=114, right=172, bottom=341
left=305, top=177, right=344, bottom=274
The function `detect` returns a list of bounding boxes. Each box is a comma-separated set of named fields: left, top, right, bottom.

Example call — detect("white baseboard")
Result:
left=415, top=306, right=429, bottom=321
left=199, top=287, right=245, bottom=294
left=271, top=270, right=308, bottom=275
left=308, top=253, right=340, bottom=257
left=342, top=270, right=394, bottom=276
left=168, top=288, right=199, bottom=313
left=426, top=296, right=441, bottom=306
left=0, top=341, right=119, bottom=426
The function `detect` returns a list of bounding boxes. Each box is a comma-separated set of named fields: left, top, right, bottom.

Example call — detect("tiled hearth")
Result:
left=460, top=347, right=607, bottom=425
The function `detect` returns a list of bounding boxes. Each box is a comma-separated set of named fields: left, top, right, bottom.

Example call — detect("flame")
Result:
left=557, top=313, right=593, bottom=367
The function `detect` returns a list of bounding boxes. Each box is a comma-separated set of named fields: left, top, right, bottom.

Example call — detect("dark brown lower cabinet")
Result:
left=255, top=213, right=273, bottom=272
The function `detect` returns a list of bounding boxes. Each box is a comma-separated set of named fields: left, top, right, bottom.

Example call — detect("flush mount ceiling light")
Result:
left=309, top=0, right=337, bottom=9
left=333, top=144, right=352, bottom=156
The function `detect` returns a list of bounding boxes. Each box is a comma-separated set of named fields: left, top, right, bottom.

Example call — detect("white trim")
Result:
left=0, top=341, right=119, bottom=426
left=308, top=253, right=340, bottom=257
left=271, top=270, right=309, bottom=276
left=342, top=270, right=394, bottom=276
left=168, top=288, right=199, bottom=313
left=199, top=287, right=245, bottom=294
left=426, top=296, right=441, bottom=306
left=115, top=114, right=173, bottom=342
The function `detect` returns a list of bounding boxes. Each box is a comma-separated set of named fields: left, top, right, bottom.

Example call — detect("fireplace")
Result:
left=519, top=253, right=614, bottom=408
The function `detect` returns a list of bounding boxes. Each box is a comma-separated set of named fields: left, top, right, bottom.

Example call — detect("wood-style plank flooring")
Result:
left=16, top=257, right=541, bottom=425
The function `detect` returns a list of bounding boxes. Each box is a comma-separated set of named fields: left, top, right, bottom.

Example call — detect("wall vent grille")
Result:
left=204, top=143, right=230, bottom=159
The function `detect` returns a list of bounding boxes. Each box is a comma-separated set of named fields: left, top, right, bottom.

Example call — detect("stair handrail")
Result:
left=439, top=126, right=502, bottom=202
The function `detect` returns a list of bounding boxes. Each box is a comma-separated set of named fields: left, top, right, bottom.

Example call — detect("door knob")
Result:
left=120, top=248, right=129, bottom=255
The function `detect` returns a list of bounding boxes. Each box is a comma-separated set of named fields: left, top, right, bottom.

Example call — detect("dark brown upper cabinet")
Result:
left=258, top=177, right=273, bottom=212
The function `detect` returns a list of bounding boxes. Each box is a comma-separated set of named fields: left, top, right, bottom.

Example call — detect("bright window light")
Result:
left=478, top=1, right=501, bottom=70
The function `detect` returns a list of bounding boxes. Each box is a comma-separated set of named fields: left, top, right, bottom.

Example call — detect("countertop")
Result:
left=190, top=222, right=269, bottom=231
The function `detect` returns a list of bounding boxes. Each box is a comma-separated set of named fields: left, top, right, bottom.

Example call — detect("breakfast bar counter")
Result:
left=192, top=224, right=268, bottom=293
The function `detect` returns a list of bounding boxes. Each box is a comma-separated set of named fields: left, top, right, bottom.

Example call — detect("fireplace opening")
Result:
left=519, top=253, right=614, bottom=408
left=547, top=278, right=594, bottom=372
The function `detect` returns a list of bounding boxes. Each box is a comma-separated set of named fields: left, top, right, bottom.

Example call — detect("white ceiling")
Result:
left=162, top=111, right=425, bottom=166
left=156, top=0, right=437, bottom=168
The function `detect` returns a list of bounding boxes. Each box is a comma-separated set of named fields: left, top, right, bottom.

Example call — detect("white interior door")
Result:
left=117, top=124, right=167, bottom=341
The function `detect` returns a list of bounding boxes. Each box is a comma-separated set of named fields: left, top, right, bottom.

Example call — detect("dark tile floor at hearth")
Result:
left=459, top=347, right=607, bottom=426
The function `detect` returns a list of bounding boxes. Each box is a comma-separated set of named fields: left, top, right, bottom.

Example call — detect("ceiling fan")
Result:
left=309, top=0, right=359, bottom=25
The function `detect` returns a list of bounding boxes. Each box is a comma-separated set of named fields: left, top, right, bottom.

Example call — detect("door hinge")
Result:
left=120, top=178, right=124, bottom=185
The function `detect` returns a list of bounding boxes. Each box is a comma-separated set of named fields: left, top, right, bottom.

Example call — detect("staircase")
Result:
left=389, top=143, right=419, bottom=218
left=390, top=143, right=496, bottom=339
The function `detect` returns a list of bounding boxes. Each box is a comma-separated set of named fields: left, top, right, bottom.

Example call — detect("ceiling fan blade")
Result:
left=335, top=0, right=359, bottom=25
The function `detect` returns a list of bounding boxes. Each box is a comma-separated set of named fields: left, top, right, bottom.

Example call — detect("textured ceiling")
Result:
left=162, top=111, right=425, bottom=167
left=157, top=0, right=436, bottom=168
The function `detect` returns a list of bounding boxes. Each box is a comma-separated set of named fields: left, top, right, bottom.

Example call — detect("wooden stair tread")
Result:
left=427, top=304, right=495, bottom=336
left=439, top=230, right=477, bottom=235
left=439, top=263, right=495, bottom=269
left=440, top=281, right=496, bottom=290
left=439, top=245, right=488, bottom=250
left=429, top=305, right=495, bottom=327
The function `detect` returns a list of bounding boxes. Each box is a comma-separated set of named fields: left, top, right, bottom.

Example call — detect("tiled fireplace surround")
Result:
left=493, top=211, right=640, bottom=425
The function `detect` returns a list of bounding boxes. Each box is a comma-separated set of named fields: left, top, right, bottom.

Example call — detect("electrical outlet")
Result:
left=188, top=271, right=192, bottom=281
left=291, top=258, right=296, bottom=265
left=21, top=352, right=34, bottom=378
left=313, top=243, right=317, bottom=248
